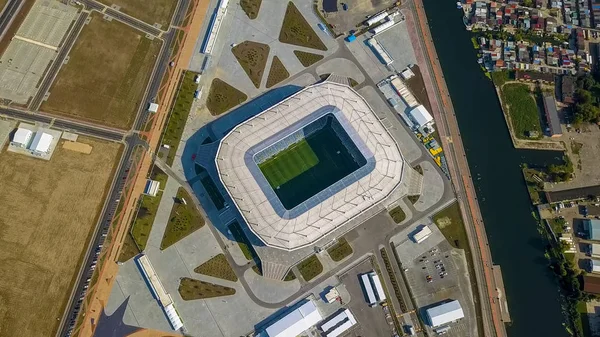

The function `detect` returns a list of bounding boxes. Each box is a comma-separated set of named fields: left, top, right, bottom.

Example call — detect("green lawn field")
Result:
left=258, top=139, right=319, bottom=187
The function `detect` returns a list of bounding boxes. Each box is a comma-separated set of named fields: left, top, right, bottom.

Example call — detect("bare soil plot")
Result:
left=266, top=56, right=290, bottom=88
left=279, top=2, right=327, bottom=51
left=41, top=14, right=162, bottom=129
left=240, top=0, right=262, bottom=19
left=0, top=137, right=122, bottom=337
left=294, top=50, right=324, bottom=67
left=206, top=78, right=247, bottom=116
left=232, top=41, right=270, bottom=88
left=97, top=0, right=177, bottom=27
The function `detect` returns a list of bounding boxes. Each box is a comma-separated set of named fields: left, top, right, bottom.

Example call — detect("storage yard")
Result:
left=0, top=137, right=122, bottom=337
left=41, top=13, right=162, bottom=128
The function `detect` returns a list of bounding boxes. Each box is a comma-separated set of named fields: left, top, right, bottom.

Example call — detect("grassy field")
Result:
left=407, top=195, right=420, bottom=204
left=433, top=202, right=468, bottom=249
left=161, top=71, right=199, bottom=165
left=42, top=13, right=162, bottom=129
left=97, top=0, right=177, bottom=27
left=206, top=78, right=248, bottom=115
left=194, top=254, right=238, bottom=282
left=501, top=83, right=543, bottom=139
left=118, top=233, right=140, bottom=263
left=266, top=56, right=290, bottom=88
left=232, top=41, right=270, bottom=88
left=279, top=2, right=327, bottom=51
left=161, top=187, right=205, bottom=249
left=389, top=206, right=406, bottom=224
left=297, top=255, right=323, bottom=281
left=229, top=221, right=258, bottom=261
left=0, top=137, right=121, bottom=337
left=130, top=167, right=168, bottom=250
left=240, top=0, right=262, bottom=19
left=178, top=277, right=236, bottom=300
left=294, top=50, right=324, bottom=67
left=258, top=139, right=319, bottom=188
left=327, top=238, right=353, bottom=262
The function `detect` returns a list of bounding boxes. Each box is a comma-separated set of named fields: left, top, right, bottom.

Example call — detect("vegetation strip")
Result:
left=297, top=255, right=323, bottom=281
left=178, top=277, right=236, bottom=300
left=294, top=50, right=324, bottom=67
left=160, top=187, right=205, bottom=250
left=131, top=167, right=168, bottom=251
left=194, top=254, right=238, bottom=282
left=232, top=41, right=270, bottom=88
left=266, top=56, right=290, bottom=88
left=206, top=78, right=248, bottom=115
left=389, top=206, right=406, bottom=224
left=279, top=2, right=327, bottom=51
left=326, top=238, right=353, bottom=262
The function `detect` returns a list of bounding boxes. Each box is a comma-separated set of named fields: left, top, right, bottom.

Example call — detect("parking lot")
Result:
left=318, top=0, right=396, bottom=35
left=338, top=258, right=395, bottom=337
left=401, top=244, right=473, bottom=337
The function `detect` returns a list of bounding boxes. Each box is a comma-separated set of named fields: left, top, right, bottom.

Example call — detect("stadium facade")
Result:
left=216, top=78, right=418, bottom=256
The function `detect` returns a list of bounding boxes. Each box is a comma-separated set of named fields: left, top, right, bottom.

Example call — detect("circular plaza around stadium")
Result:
left=215, top=79, right=408, bottom=251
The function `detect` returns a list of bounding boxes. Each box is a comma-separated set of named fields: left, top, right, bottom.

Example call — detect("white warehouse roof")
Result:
left=410, top=105, right=434, bottom=127
left=265, top=301, right=322, bottom=337
left=164, top=304, right=184, bottom=330
left=216, top=80, right=405, bottom=251
left=426, top=300, right=465, bottom=327
left=13, top=127, right=32, bottom=146
left=30, top=132, right=53, bottom=153
left=413, top=226, right=432, bottom=243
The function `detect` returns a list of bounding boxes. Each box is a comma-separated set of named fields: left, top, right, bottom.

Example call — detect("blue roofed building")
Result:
left=584, top=219, right=600, bottom=241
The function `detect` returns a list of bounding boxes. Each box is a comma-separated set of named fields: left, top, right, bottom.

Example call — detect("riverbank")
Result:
left=422, top=0, right=568, bottom=336
left=411, top=0, right=507, bottom=336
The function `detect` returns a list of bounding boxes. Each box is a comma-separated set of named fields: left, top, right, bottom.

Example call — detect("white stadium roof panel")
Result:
left=266, top=301, right=322, bottom=337
left=216, top=81, right=405, bottom=250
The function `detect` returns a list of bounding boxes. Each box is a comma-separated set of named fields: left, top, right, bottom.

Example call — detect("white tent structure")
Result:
left=409, top=105, right=434, bottom=128
left=426, top=300, right=465, bottom=327
left=29, top=132, right=53, bottom=153
left=413, top=226, right=432, bottom=244
left=12, top=128, right=32, bottom=147
left=265, top=301, right=322, bottom=337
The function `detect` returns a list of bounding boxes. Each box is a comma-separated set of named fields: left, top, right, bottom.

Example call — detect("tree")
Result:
left=575, top=88, right=592, bottom=104
left=523, top=0, right=533, bottom=6
left=574, top=103, right=600, bottom=124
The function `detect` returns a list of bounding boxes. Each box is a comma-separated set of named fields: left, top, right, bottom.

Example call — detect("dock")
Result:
left=492, top=265, right=512, bottom=323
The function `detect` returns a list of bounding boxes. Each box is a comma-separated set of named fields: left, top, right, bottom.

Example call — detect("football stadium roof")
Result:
left=216, top=81, right=405, bottom=250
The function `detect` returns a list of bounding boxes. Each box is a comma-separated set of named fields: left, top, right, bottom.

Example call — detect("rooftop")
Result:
left=216, top=81, right=405, bottom=250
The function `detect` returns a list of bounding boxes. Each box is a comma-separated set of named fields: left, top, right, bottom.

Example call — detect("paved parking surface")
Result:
left=338, top=258, right=395, bottom=337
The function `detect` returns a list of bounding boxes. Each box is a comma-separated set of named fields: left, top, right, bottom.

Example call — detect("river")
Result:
left=421, top=0, right=569, bottom=336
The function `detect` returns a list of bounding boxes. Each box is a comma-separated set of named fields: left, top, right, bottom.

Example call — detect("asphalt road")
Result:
left=0, top=0, right=22, bottom=41
left=29, top=11, right=89, bottom=111
left=55, top=0, right=190, bottom=335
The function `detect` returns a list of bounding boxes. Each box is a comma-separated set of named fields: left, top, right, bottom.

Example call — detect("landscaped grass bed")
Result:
left=408, top=195, right=420, bottom=204
left=206, top=78, right=248, bottom=115
left=160, top=187, right=205, bottom=249
left=118, top=233, right=140, bottom=263
left=42, top=13, right=161, bottom=128
left=327, top=238, right=353, bottom=262
left=131, top=167, right=168, bottom=250
left=162, top=70, right=200, bottom=166
left=266, top=56, right=290, bottom=88
left=501, top=83, right=543, bottom=139
left=279, top=2, right=327, bottom=51
left=389, top=206, right=406, bottom=224
left=284, top=270, right=297, bottom=281
left=232, top=41, right=270, bottom=88
left=229, top=221, right=258, bottom=261
left=240, top=0, right=262, bottom=19
left=194, top=254, right=238, bottom=282
left=178, top=277, right=236, bottom=300
left=294, top=50, right=324, bottom=67
left=433, top=202, right=467, bottom=249
left=297, top=255, right=323, bottom=281
left=258, top=139, right=319, bottom=187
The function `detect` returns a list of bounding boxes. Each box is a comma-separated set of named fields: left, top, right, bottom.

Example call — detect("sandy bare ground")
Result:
left=0, top=138, right=122, bottom=337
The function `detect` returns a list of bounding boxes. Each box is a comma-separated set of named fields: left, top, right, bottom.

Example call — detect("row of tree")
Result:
left=574, top=74, right=600, bottom=124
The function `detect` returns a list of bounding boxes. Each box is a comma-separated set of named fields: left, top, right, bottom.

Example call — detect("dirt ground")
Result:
left=0, top=137, right=122, bottom=337
left=41, top=13, right=162, bottom=129
left=97, top=0, right=177, bottom=28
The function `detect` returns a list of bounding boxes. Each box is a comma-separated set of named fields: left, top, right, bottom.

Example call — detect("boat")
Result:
left=456, top=1, right=462, bottom=8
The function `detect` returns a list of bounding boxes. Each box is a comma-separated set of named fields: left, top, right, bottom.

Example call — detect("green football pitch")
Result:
left=258, top=139, right=319, bottom=188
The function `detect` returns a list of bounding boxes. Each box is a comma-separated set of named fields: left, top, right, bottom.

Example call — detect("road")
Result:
left=410, top=0, right=507, bottom=336
left=54, top=0, right=192, bottom=335
left=28, top=11, right=89, bottom=111
left=0, top=0, right=22, bottom=41
left=79, top=0, right=163, bottom=36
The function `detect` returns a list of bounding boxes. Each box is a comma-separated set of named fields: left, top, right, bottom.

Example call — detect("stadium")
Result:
left=215, top=77, right=415, bottom=253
